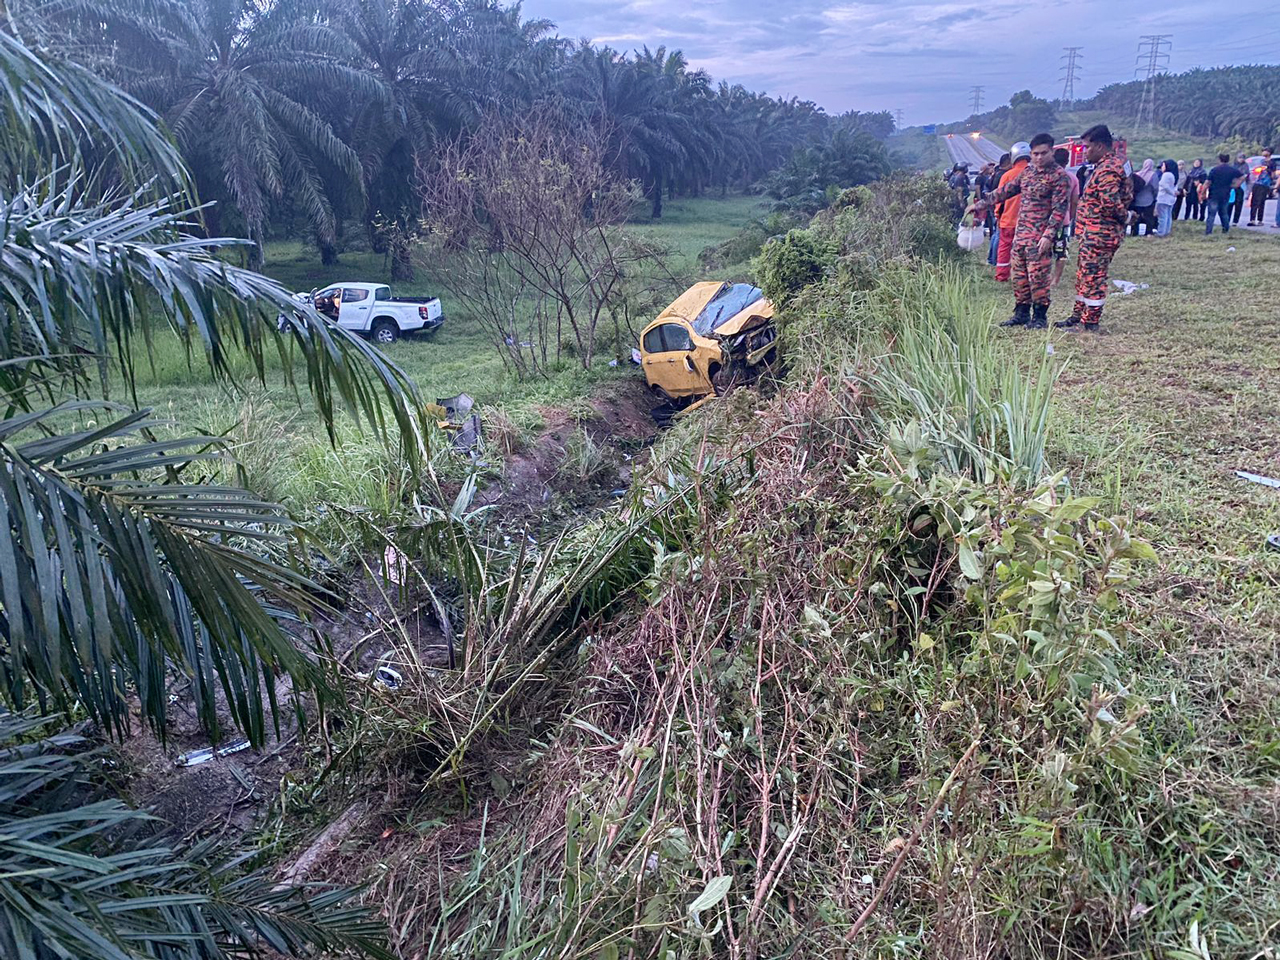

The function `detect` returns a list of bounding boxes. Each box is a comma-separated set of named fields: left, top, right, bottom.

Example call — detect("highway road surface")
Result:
left=942, top=133, right=1007, bottom=167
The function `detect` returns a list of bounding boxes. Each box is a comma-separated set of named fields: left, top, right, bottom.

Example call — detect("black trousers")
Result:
left=1231, top=191, right=1246, bottom=224
left=1183, top=192, right=1204, bottom=219
left=1249, top=186, right=1269, bottom=223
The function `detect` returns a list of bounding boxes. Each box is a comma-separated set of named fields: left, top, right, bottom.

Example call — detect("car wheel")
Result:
left=372, top=320, right=398, bottom=344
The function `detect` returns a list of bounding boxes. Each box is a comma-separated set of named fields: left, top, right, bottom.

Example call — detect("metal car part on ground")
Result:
left=639, top=281, right=778, bottom=404
left=435, top=393, right=483, bottom=455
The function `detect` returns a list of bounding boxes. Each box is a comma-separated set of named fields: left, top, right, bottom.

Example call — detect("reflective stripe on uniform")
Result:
left=1074, top=294, right=1106, bottom=306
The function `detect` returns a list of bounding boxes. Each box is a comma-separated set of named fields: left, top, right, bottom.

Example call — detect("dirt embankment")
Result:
left=116, top=375, right=661, bottom=850
left=474, top=376, right=659, bottom=526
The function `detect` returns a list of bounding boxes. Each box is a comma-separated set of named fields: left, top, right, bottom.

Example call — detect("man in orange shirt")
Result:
left=993, top=141, right=1031, bottom=282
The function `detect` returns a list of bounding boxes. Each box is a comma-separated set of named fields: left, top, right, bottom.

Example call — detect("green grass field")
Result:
left=625, top=193, right=767, bottom=270
left=975, top=225, right=1280, bottom=919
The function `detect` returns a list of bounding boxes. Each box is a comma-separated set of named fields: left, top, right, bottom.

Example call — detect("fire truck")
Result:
left=1056, top=136, right=1128, bottom=171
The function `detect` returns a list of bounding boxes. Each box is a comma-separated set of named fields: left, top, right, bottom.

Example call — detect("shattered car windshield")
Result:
left=692, top=283, right=765, bottom=337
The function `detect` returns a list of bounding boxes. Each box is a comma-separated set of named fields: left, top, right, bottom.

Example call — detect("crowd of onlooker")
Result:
left=946, top=145, right=1280, bottom=241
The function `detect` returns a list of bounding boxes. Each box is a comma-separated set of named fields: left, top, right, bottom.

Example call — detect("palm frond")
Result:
left=0, top=29, right=184, bottom=187
left=0, top=178, right=426, bottom=463
left=0, top=399, right=324, bottom=740
left=0, top=709, right=394, bottom=960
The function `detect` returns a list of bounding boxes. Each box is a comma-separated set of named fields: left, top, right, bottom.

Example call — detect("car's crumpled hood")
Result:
left=656, top=281, right=774, bottom=341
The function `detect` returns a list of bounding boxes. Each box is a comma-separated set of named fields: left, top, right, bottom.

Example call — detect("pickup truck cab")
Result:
left=311, top=282, right=443, bottom=343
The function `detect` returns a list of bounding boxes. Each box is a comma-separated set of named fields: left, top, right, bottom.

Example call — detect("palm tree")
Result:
left=0, top=709, right=394, bottom=960
left=0, top=4, right=426, bottom=749
left=47, top=0, right=382, bottom=266
left=0, top=12, right=421, bottom=956
left=328, top=0, right=565, bottom=275
left=564, top=44, right=697, bottom=218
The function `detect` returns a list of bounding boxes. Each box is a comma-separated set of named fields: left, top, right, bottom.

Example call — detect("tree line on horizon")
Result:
left=1085, top=64, right=1280, bottom=146
left=7, top=0, right=898, bottom=268
left=935, top=64, right=1280, bottom=152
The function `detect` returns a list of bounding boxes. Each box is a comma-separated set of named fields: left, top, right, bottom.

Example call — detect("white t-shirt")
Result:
left=1157, top=171, right=1178, bottom=206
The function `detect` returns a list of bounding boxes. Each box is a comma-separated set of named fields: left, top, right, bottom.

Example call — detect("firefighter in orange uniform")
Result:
left=1056, top=124, right=1134, bottom=330
left=992, top=142, right=1031, bottom=282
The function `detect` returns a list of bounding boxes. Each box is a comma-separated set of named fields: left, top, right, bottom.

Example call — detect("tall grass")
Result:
left=867, top=264, right=1059, bottom=487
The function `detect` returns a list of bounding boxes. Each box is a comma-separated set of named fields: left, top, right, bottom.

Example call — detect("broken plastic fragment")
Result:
left=1235, top=470, right=1280, bottom=489
left=374, top=666, right=402, bottom=690
left=175, top=740, right=250, bottom=767
left=1111, top=280, right=1150, bottom=295
left=383, top=544, right=409, bottom=585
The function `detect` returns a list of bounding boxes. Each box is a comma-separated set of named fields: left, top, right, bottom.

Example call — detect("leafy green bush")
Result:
left=753, top=228, right=837, bottom=305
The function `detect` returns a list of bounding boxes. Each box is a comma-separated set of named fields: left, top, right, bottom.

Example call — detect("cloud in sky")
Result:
left=528, top=0, right=1271, bottom=122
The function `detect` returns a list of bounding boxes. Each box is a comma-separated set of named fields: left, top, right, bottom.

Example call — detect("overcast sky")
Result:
left=530, top=0, right=1278, bottom=122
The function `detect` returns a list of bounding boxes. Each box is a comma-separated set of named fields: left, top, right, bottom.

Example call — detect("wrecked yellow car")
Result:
left=639, top=282, right=778, bottom=403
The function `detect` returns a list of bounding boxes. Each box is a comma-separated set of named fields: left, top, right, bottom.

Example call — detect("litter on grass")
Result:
left=383, top=544, right=409, bottom=585
left=1235, top=470, right=1280, bottom=490
left=1112, top=280, right=1150, bottom=295
left=175, top=740, right=251, bottom=767
left=437, top=393, right=482, bottom=455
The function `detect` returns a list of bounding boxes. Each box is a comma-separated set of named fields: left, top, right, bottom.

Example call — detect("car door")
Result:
left=338, top=287, right=373, bottom=331
left=642, top=322, right=711, bottom=397
left=313, top=286, right=341, bottom=321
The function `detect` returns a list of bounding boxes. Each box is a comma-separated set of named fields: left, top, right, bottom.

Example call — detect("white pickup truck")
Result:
left=306, top=282, right=444, bottom=343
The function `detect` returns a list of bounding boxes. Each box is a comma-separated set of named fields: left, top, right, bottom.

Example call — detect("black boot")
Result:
left=1028, top=302, right=1049, bottom=329
left=1001, top=302, right=1031, bottom=327
left=1054, top=313, right=1081, bottom=329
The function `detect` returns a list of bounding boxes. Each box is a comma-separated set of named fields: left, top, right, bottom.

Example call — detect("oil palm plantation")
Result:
left=44, top=0, right=380, bottom=266
left=329, top=0, right=563, bottom=276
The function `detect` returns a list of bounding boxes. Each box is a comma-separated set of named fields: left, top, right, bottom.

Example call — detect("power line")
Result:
left=1059, top=47, right=1083, bottom=107
left=1133, top=35, right=1172, bottom=138
left=969, top=85, right=985, bottom=115
left=894, top=107, right=905, bottom=131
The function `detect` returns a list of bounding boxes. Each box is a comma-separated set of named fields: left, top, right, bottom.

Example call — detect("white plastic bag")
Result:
left=956, top=216, right=986, bottom=252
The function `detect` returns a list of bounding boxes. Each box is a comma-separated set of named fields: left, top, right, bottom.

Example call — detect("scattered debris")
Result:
left=630, top=348, right=643, bottom=365
left=1112, top=280, right=1150, bottom=295
left=437, top=393, right=483, bottom=454
left=175, top=740, right=250, bottom=767
left=1267, top=534, right=1280, bottom=552
left=374, top=665, right=402, bottom=689
left=1235, top=470, right=1280, bottom=490
left=1226, top=246, right=1236, bottom=252
left=383, top=544, right=410, bottom=585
